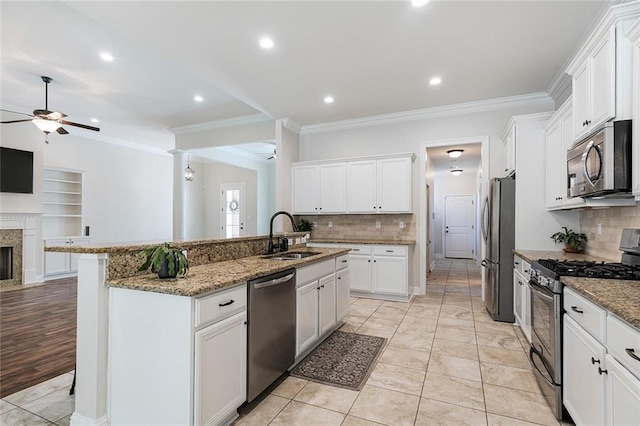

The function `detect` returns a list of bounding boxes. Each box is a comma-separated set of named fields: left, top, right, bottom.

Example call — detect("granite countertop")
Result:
left=514, top=249, right=612, bottom=264
left=562, top=276, right=640, bottom=330
left=107, top=247, right=349, bottom=297
left=309, top=238, right=416, bottom=246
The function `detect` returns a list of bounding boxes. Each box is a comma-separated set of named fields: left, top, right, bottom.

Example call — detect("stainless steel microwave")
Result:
left=567, top=120, right=632, bottom=198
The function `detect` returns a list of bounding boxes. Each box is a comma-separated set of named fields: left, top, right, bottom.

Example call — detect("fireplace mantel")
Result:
left=0, top=214, right=43, bottom=285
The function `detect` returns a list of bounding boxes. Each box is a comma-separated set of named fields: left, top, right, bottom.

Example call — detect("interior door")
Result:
left=220, top=183, right=246, bottom=238
left=444, top=195, right=475, bottom=259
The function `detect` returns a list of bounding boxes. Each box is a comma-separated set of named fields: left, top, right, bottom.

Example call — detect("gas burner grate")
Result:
left=536, top=259, right=640, bottom=280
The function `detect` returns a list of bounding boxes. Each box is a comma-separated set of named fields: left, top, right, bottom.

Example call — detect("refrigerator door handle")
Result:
left=481, top=196, right=489, bottom=243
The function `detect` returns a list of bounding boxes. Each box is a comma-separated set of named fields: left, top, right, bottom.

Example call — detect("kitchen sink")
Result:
left=262, top=251, right=321, bottom=260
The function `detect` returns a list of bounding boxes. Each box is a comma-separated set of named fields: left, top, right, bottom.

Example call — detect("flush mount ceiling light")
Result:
left=185, top=154, right=195, bottom=182
left=429, top=77, right=442, bottom=85
left=194, top=95, right=204, bottom=102
left=412, top=0, right=429, bottom=7
left=32, top=118, right=62, bottom=134
left=259, top=37, right=274, bottom=49
left=324, top=96, right=334, bottom=104
left=450, top=169, right=463, bottom=176
left=447, top=149, right=464, bottom=158
left=99, top=52, right=114, bottom=62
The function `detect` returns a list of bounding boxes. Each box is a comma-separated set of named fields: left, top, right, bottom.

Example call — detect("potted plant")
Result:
left=551, top=227, right=588, bottom=253
left=138, top=242, right=189, bottom=279
left=296, top=218, right=314, bottom=232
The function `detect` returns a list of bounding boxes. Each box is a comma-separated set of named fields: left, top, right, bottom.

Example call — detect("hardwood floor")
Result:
left=0, top=278, right=77, bottom=398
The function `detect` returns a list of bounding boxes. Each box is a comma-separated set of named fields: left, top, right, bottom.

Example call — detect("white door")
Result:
left=372, top=255, right=407, bottom=295
left=348, top=254, right=372, bottom=292
left=292, top=165, right=319, bottom=214
left=377, top=157, right=411, bottom=212
left=296, top=281, right=319, bottom=357
left=444, top=195, right=475, bottom=259
left=318, top=274, right=337, bottom=335
left=336, top=268, right=350, bottom=322
left=220, top=184, right=246, bottom=238
left=346, top=161, right=377, bottom=213
left=319, top=163, right=346, bottom=213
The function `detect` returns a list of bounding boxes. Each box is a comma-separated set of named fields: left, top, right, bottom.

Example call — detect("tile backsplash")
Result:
left=298, top=214, right=415, bottom=241
left=581, top=202, right=640, bottom=261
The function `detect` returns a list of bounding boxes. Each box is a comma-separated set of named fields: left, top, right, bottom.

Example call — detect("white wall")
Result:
left=274, top=120, right=300, bottom=232
left=432, top=172, right=478, bottom=257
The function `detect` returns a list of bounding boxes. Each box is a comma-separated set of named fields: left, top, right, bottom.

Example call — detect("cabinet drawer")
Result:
left=607, top=314, right=640, bottom=379
left=297, top=259, right=334, bottom=287
left=336, top=254, right=349, bottom=271
left=564, top=287, right=606, bottom=343
left=195, top=284, right=247, bottom=328
left=345, top=245, right=372, bottom=255
left=513, top=255, right=531, bottom=276
left=373, top=245, right=407, bottom=257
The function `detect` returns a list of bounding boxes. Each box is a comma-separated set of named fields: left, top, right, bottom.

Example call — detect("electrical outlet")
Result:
left=399, top=220, right=405, bottom=229
left=375, top=221, right=381, bottom=229
left=597, top=223, right=602, bottom=235
left=328, top=220, right=333, bottom=229
left=312, top=222, right=318, bottom=229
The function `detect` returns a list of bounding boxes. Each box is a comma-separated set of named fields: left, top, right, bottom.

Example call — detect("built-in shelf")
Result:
left=43, top=214, right=83, bottom=218
left=43, top=178, right=82, bottom=184
left=43, top=202, right=82, bottom=206
left=42, top=168, right=83, bottom=238
left=43, top=190, right=82, bottom=195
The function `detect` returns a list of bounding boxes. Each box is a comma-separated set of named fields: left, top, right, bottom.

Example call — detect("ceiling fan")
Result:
left=268, top=148, right=276, bottom=160
left=1, top=76, right=100, bottom=142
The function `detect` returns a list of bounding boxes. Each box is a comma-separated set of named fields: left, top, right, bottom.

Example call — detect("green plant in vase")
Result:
left=551, top=227, right=588, bottom=253
left=138, top=242, right=189, bottom=279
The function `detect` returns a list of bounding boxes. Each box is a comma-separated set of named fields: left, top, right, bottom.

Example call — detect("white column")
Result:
left=70, top=253, right=109, bottom=426
left=170, top=149, right=187, bottom=240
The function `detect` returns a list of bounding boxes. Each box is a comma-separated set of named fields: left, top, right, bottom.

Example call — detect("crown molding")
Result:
left=75, top=131, right=171, bottom=156
left=627, top=13, right=640, bottom=43
left=301, top=92, right=554, bottom=135
left=281, top=118, right=302, bottom=134
left=547, top=73, right=572, bottom=104
left=169, top=113, right=273, bottom=135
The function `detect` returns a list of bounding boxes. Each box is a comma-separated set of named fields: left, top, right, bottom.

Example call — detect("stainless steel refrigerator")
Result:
left=481, top=177, right=515, bottom=323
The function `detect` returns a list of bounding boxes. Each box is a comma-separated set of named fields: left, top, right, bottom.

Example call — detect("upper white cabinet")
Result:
left=292, top=163, right=346, bottom=214
left=628, top=18, right=640, bottom=199
left=502, top=126, right=516, bottom=177
left=566, top=7, right=639, bottom=144
left=293, top=153, right=413, bottom=215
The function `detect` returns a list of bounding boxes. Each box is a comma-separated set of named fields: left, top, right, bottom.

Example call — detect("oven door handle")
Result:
left=529, top=346, right=555, bottom=388
left=530, top=281, right=554, bottom=303
left=581, top=140, right=602, bottom=187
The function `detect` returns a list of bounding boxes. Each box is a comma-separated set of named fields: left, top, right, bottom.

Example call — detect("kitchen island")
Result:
left=45, top=235, right=348, bottom=426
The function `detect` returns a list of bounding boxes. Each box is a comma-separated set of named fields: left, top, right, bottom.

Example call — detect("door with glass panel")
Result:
left=220, top=184, right=246, bottom=238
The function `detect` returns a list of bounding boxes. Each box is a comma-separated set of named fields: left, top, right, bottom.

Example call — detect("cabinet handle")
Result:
left=598, top=367, right=608, bottom=375
left=591, top=357, right=600, bottom=365
left=341, top=260, right=348, bottom=263
left=321, top=284, right=325, bottom=288
left=625, top=348, right=640, bottom=362
left=368, top=259, right=370, bottom=263
left=338, top=277, right=341, bottom=280
left=385, top=250, right=394, bottom=253
left=378, top=206, right=382, bottom=209
left=373, top=206, right=377, bottom=209
left=586, top=120, right=591, bottom=125
left=352, top=249, right=360, bottom=251
left=218, top=300, right=235, bottom=307
left=515, top=261, right=520, bottom=265
left=316, top=287, right=320, bottom=290
left=571, top=306, right=584, bottom=314
left=518, top=280, right=523, bottom=286
left=504, top=168, right=508, bottom=172
left=373, top=260, right=377, bottom=263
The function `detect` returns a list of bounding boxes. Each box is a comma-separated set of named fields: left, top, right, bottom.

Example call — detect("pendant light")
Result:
left=185, top=154, right=195, bottom=181
left=447, top=149, right=464, bottom=159
left=450, top=169, right=463, bottom=176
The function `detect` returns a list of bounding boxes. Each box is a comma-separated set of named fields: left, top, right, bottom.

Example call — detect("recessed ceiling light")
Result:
left=99, top=52, right=114, bottom=62
left=429, top=77, right=442, bottom=85
left=90, top=118, right=100, bottom=123
left=450, top=169, right=463, bottom=176
left=447, top=149, right=463, bottom=158
left=194, top=95, right=204, bottom=102
left=259, top=37, right=274, bottom=49
left=411, top=0, right=429, bottom=7
left=324, top=96, right=334, bottom=104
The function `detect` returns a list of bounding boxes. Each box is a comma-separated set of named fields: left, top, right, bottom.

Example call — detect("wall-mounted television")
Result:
left=0, top=147, right=34, bottom=194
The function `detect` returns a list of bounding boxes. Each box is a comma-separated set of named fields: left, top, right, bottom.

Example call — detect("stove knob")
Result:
left=539, top=276, right=548, bottom=287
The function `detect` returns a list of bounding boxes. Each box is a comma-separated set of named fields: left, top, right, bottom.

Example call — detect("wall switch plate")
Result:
left=597, top=223, right=602, bottom=235
left=375, top=221, right=381, bottom=229
left=312, top=222, right=318, bottom=229
left=328, top=220, right=333, bottom=229
left=399, top=220, right=405, bottom=229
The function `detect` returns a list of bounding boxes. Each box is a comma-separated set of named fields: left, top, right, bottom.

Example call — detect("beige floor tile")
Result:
left=381, top=300, right=411, bottom=311
left=374, top=305, right=409, bottom=318
left=348, top=385, right=420, bottom=426
left=293, top=382, right=359, bottom=414
left=235, top=394, right=289, bottom=425
left=437, top=316, right=475, bottom=329
left=397, top=317, right=437, bottom=335
left=406, top=304, right=440, bottom=318
left=56, top=414, right=72, bottom=426
left=431, top=337, right=479, bottom=361
left=356, top=326, right=395, bottom=340
left=21, top=388, right=74, bottom=422
left=486, top=413, right=549, bottom=425
left=388, top=331, right=434, bottom=352
left=0, top=401, right=17, bottom=415
left=435, top=325, right=477, bottom=344
left=427, top=353, right=481, bottom=382
left=378, top=345, right=430, bottom=371
left=402, top=312, right=439, bottom=326
left=350, top=304, right=379, bottom=317
left=474, top=322, right=517, bottom=337
left=4, top=373, right=74, bottom=406
left=473, top=311, right=495, bottom=323
left=478, top=345, right=530, bottom=369
left=0, top=406, right=50, bottom=426
left=422, top=372, right=485, bottom=411
left=270, top=400, right=345, bottom=425
left=438, top=306, right=474, bottom=321
left=353, top=298, right=385, bottom=308
left=483, top=384, right=558, bottom=425
left=360, top=316, right=400, bottom=332
left=340, top=323, right=361, bottom=333
left=341, top=415, right=386, bottom=425
left=480, top=362, right=540, bottom=394
left=271, top=376, right=308, bottom=399
left=415, top=398, right=488, bottom=426
left=441, top=299, right=473, bottom=309
left=367, top=362, right=425, bottom=395
left=344, top=314, right=369, bottom=328
left=476, top=332, right=523, bottom=351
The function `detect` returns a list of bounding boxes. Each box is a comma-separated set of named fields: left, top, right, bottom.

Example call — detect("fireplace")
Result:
left=0, top=247, right=13, bottom=280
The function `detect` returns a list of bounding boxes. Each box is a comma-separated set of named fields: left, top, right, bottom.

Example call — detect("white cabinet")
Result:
left=42, top=168, right=83, bottom=238
left=346, top=160, right=377, bottom=213
left=319, top=274, right=337, bottom=335
left=606, top=354, right=640, bottom=425
left=564, top=315, right=607, bottom=426
left=512, top=255, right=531, bottom=342
left=502, top=126, right=515, bottom=177
left=194, top=311, right=246, bottom=426
left=336, top=267, right=350, bottom=323
left=292, top=163, right=346, bottom=214
left=348, top=249, right=373, bottom=292
left=296, top=281, right=320, bottom=356
left=629, top=18, right=640, bottom=199
left=44, top=237, right=90, bottom=279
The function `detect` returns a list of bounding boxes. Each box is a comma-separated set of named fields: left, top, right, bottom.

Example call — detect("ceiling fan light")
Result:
left=32, top=118, right=61, bottom=133
left=450, top=169, right=463, bottom=176
left=185, top=154, right=195, bottom=181
left=447, top=149, right=464, bottom=158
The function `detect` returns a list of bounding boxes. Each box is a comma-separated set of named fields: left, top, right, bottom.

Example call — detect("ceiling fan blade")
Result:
left=33, top=109, right=53, bottom=117
left=56, top=127, right=69, bottom=135
left=1, top=109, right=33, bottom=117
left=59, top=120, right=100, bottom=132
left=1, top=119, right=33, bottom=124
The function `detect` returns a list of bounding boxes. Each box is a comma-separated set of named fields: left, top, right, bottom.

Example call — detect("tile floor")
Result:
left=0, top=258, right=566, bottom=426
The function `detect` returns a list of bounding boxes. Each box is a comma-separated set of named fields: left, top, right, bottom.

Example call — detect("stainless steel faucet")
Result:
left=268, top=211, right=299, bottom=254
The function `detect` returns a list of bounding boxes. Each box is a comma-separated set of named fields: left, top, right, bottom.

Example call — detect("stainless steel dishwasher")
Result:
left=247, top=268, right=296, bottom=402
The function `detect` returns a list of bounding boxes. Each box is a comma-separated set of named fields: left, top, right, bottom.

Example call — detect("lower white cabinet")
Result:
left=336, top=268, right=350, bottom=323
left=44, top=236, right=89, bottom=279
left=297, top=281, right=320, bottom=356
left=319, top=274, right=337, bottom=335
left=194, top=312, right=247, bottom=426
left=348, top=251, right=373, bottom=292
left=606, top=354, right=640, bottom=425
left=513, top=255, right=531, bottom=342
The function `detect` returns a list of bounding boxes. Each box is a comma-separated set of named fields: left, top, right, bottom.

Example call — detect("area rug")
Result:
left=290, top=331, right=386, bottom=391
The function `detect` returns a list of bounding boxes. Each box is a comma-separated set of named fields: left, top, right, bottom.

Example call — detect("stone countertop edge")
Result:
left=107, top=247, right=350, bottom=297
left=562, top=276, right=640, bottom=330
left=309, top=238, right=416, bottom=245
left=44, top=232, right=310, bottom=254
left=514, top=249, right=612, bottom=264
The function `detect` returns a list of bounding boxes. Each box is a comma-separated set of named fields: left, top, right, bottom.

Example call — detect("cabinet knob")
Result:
left=571, top=306, right=584, bottom=314
left=504, top=168, right=508, bottom=172
left=598, top=367, right=608, bottom=375
left=591, top=357, right=600, bottom=365
left=586, top=120, right=591, bottom=125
